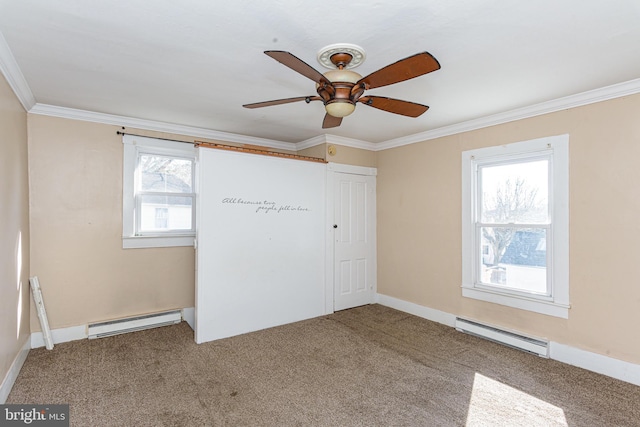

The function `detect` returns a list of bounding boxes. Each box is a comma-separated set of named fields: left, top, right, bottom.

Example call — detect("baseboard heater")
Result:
left=455, top=317, right=549, bottom=358
left=88, top=310, right=182, bottom=339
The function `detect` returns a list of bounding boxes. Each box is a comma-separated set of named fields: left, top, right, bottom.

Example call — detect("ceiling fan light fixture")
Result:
left=322, top=68, right=362, bottom=84
left=325, top=100, right=356, bottom=118
left=321, top=68, right=362, bottom=118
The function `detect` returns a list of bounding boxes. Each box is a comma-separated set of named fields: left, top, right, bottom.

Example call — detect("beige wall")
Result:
left=297, top=144, right=327, bottom=161
left=377, top=93, right=640, bottom=364
left=298, top=142, right=377, bottom=167
left=0, top=74, right=30, bottom=385
left=328, top=143, right=377, bottom=168
left=28, top=117, right=196, bottom=330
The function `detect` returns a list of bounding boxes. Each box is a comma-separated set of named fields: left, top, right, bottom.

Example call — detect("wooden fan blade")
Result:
left=265, top=51, right=330, bottom=85
left=359, top=96, right=429, bottom=117
left=243, top=96, right=319, bottom=109
left=322, top=113, right=343, bottom=129
left=357, top=52, right=440, bottom=90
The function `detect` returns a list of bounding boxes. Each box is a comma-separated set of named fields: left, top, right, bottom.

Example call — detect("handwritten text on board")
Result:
left=221, top=198, right=310, bottom=214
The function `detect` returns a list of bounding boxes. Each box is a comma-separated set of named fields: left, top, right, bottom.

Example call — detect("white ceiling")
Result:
left=1, top=1, right=639, bottom=145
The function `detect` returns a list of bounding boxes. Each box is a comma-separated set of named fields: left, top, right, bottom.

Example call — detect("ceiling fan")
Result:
left=243, top=44, right=441, bottom=129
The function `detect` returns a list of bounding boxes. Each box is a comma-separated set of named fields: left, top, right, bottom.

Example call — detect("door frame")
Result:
left=325, top=162, right=377, bottom=313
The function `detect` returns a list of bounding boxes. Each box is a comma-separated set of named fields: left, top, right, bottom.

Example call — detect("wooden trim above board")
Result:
left=196, top=142, right=327, bottom=164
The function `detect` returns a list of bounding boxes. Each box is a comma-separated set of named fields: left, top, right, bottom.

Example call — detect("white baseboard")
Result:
left=550, top=342, right=640, bottom=387
left=0, top=337, right=30, bottom=404
left=376, top=293, right=640, bottom=387
left=182, top=307, right=195, bottom=330
left=31, top=324, right=87, bottom=349
left=376, top=293, right=456, bottom=327
left=32, top=307, right=196, bottom=348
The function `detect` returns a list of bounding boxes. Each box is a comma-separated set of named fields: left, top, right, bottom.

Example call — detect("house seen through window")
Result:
left=137, top=154, right=194, bottom=233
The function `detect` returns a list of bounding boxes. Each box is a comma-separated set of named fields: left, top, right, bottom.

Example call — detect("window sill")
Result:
left=122, top=235, right=195, bottom=249
left=462, top=286, right=569, bottom=319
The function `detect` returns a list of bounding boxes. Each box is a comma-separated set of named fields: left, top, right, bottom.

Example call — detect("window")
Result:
left=122, top=135, right=196, bottom=248
left=462, top=135, right=569, bottom=318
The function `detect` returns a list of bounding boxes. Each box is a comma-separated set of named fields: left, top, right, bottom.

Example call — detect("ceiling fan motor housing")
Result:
left=317, top=67, right=363, bottom=117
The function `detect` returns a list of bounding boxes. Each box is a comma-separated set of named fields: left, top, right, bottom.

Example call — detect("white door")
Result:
left=333, top=170, right=376, bottom=311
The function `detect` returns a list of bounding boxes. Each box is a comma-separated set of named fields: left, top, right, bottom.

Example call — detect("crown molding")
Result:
left=28, top=103, right=297, bottom=151
left=0, top=30, right=36, bottom=111
left=324, top=134, right=377, bottom=151
left=296, top=135, right=328, bottom=150
left=376, top=78, right=640, bottom=151
left=295, top=134, right=376, bottom=151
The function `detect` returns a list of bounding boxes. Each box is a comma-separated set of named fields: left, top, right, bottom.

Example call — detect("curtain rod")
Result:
left=116, top=130, right=196, bottom=145
left=196, top=142, right=327, bottom=164
left=117, top=130, right=326, bottom=163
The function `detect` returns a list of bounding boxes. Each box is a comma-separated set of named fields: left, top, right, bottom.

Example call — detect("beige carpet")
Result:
left=8, top=305, right=640, bottom=426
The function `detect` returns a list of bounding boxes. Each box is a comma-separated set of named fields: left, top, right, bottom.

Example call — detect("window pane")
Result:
left=480, top=227, right=547, bottom=294
left=140, top=155, right=192, bottom=193
left=155, top=207, right=168, bottom=229
left=140, top=195, right=192, bottom=231
left=480, top=160, right=548, bottom=223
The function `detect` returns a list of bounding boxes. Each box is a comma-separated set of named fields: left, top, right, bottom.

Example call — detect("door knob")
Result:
left=333, top=224, right=338, bottom=229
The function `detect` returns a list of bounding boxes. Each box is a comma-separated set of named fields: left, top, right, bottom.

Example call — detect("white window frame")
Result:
left=122, top=134, right=196, bottom=249
left=461, top=135, right=569, bottom=318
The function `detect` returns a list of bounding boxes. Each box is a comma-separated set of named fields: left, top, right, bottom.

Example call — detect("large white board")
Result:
left=195, top=148, right=327, bottom=343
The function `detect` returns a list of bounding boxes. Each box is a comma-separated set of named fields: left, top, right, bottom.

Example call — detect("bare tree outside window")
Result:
left=478, top=159, right=549, bottom=292
left=140, top=155, right=192, bottom=192
left=482, top=177, right=540, bottom=266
